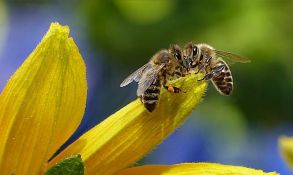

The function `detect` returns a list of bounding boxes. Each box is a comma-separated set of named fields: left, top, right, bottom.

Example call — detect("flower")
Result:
left=279, top=136, right=293, bottom=169
left=0, top=22, right=278, bottom=175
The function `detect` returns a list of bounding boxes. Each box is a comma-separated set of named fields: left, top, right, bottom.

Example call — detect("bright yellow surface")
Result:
left=0, top=23, right=87, bottom=175
left=116, top=163, right=278, bottom=175
left=279, top=136, right=293, bottom=169
left=49, top=73, right=207, bottom=175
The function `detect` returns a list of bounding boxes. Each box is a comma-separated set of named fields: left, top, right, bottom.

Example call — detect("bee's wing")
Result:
left=136, top=64, right=165, bottom=97
left=215, top=50, right=251, bottom=63
left=120, top=63, right=151, bottom=87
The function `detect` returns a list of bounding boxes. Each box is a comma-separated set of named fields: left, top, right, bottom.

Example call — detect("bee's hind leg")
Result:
left=198, top=73, right=214, bottom=81
left=162, top=78, right=181, bottom=93
left=164, top=85, right=181, bottom=93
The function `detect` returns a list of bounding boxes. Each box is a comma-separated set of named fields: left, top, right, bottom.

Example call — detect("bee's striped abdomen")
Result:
left=212, top=61, right=233, bottom=96
left=141, top=79, right=161, bottom=112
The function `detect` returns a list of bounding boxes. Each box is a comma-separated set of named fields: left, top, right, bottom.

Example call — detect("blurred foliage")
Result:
left=81, top=0, right=241, bottom=65
left=80, top=0, right=293, bottom=125
left=114, top=0, right=174, bottom=25
left=7, top=0, right=51, bottom=4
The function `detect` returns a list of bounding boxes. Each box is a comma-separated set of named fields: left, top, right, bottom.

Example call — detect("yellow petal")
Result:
left=279, top=136, right=293, bottom=169
left=0, top=22, right=87, bottom=175
left=115, top=163, right=278, bottom=175
left=49, top=73, right=207, bottom=175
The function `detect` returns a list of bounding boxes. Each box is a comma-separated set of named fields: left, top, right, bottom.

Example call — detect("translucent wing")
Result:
left=215, top=50, right=251, bottom=63
left=136, top=64, right=164, bottom=96
left=120, top=63, right=150, bottom=87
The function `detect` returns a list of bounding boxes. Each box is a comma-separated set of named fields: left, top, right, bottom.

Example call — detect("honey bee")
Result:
left=120, top=45, right=186, bottom=112
left=183, top=42, right=250, bottom=95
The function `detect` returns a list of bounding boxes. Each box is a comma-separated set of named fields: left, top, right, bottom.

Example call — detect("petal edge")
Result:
left=116, top=163, right=278, bottom=175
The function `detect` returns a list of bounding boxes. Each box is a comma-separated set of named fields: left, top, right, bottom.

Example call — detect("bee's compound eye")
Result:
left=174, top=52, right=182, bottom=60
left=192, top=46, right=198, bottom=56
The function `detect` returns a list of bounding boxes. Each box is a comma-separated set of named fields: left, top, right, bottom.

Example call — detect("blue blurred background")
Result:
left=0, top=0, right=292, bottom=174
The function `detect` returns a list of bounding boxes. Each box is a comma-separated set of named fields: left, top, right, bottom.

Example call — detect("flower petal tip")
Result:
left=46, top=22, right=70, bottom=38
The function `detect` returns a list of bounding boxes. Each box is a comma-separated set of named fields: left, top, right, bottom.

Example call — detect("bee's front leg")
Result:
left=194, top=63, right=204, bottom=74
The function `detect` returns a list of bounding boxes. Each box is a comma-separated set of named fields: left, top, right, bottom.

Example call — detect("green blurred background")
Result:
left=0, top=0, right=292, bottom=174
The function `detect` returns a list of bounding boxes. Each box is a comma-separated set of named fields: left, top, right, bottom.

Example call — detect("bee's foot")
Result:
left=197, top=76, right=205, bottom=81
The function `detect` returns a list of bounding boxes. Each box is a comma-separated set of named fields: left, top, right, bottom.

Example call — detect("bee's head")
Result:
left=183, top=42, right=200, bottom=68
left=169, top=44, right=183, bottom=64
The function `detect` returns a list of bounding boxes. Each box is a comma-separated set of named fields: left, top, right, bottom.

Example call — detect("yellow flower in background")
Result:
left=279, top=136, right=293, bottom=169
left=0, top=22, right=278, bottom=175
